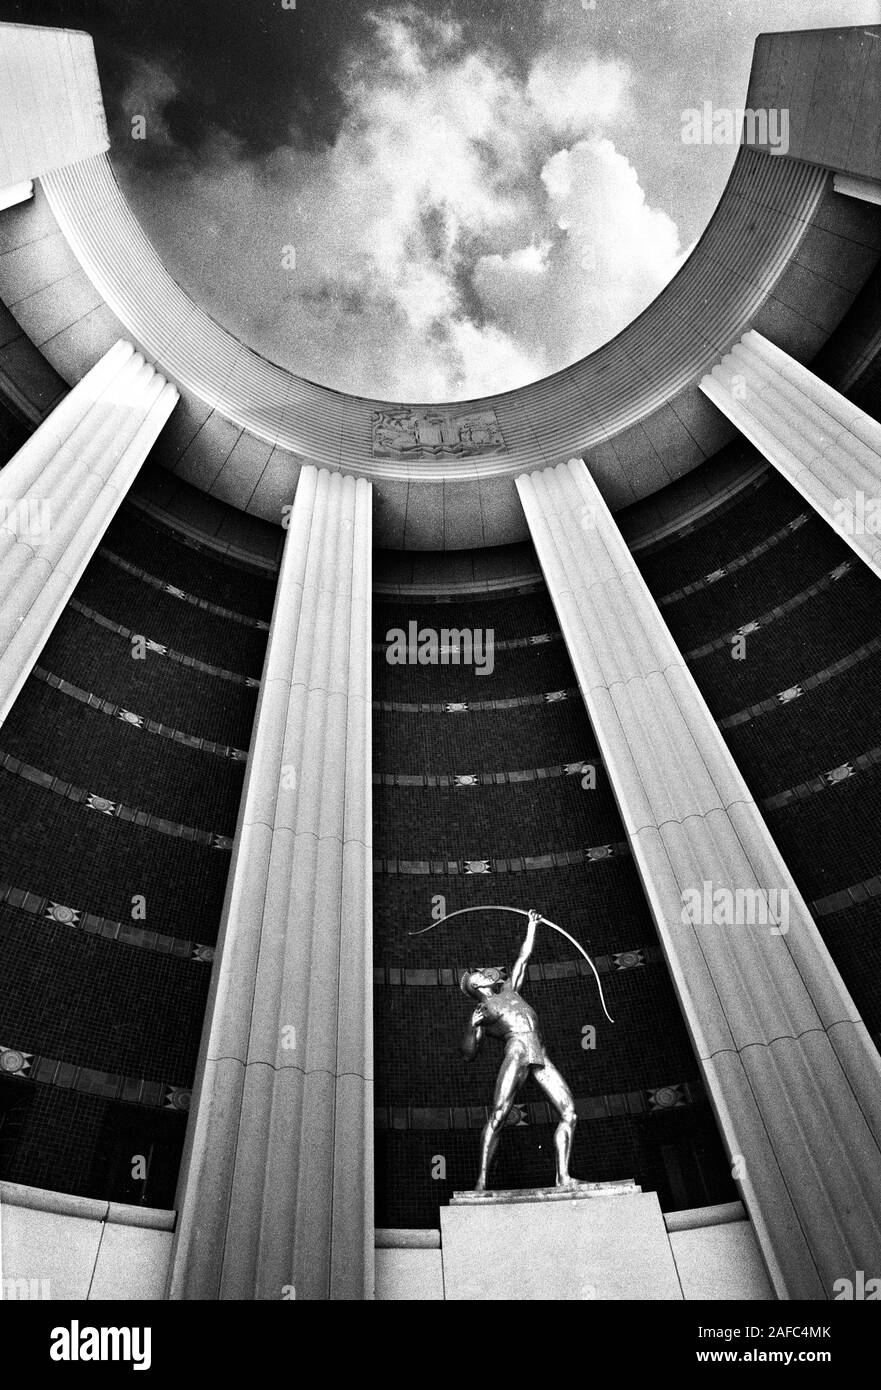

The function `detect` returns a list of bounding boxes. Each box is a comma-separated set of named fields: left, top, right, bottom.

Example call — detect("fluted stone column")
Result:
left=0, top=22, right=108, bottom=188
left=169, top=465, right=374, bottom=1302
left=833, top=174, right=881, bottom=208
left=701, top=330, right=881, bottom=579
left=0, top=338, right=178, bottom=725
left=517, top=458, right=881, bottom=1300
left=0, top=181, right=32, bottom=212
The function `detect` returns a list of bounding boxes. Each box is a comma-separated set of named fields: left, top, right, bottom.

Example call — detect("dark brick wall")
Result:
left=74, top=558, right=268, bottom=673
left=687, top=565, right=877, bottom=704
left=372, top=584, right=736, bottom=1227
left=0, top=682, right=244, bottom=828
left=655, top=516, right=850, bottom=651
left=764, top=770, right=881, bottom=900
left=634, top=461, right=881, bottom=1043
left=0, top=393, right=29, bottom=465
left=0, top=903, right=208, bottom=1080
left=5, top=374, right=879, bottom=1229
left=375, top=638, right=576, bottom=703
left=724, top=651, right=881, bottom=786
left=376, top=776, right=626, bottom=860
left=375, top=592, right=556, bottom=643
left=0, top=490, right=264, bottom=1201
left=102, top=509, right=277, bottom=619
left=39, top=607, right=258, bottom=747
left=374, top=698, right=594, bottom=772
left=636, top=469, right=805, bottom=591
left=0, top=773, right=231, bottom=934
left=0, top=1082, right=185, bottom=1209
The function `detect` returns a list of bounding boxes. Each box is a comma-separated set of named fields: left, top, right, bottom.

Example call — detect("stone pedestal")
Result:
left=451, top=1180, right=639, bottom=1205
left=440, top=1183, right=683, bottom=1301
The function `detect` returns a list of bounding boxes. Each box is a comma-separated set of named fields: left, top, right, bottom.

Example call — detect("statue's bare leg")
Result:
left=532, top=1059, right=578, bottom=1188
left=474, top=1047, right=528, bottom=1192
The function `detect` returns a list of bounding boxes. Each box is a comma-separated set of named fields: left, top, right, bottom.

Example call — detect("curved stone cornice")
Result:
left=34, top=146, right=859, bottom=546
left=42, top=147, right=824, bottom=486
left=1, top=24, right=879, bottom=545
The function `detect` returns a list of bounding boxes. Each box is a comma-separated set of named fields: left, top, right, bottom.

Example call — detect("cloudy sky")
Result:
left=3, top=0, right=880, bottom=399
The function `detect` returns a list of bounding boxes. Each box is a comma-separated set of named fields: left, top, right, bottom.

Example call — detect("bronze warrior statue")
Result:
left=460, top=908, right=580, bottom=1192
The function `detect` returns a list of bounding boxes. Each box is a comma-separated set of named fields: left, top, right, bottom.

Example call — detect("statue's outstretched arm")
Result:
left=510, top=909, right=541, bottom=991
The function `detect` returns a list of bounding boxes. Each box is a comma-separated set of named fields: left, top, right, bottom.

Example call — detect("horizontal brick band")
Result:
left=0, top=881, right=214, bottom=963
left=375, top=1078, right=703, bottom=1131
left=99, top=548, right=271, bottom=630
left=373, top=579, right=544, bottom=602
left=374, top=687, right=579, bottom=714
left=373, top=841, right=629, bottom=875
left=685, top=561, right=853, bottom=660
left=31, top=665, right=248, bottom=761
left=0, top=1045, right=191, bottom=1110
left=812, top=872, right=881, bottom=917
left=372, top=631, right=562, bottom=655
left=68, top=599, right=261, bottom=687
left=374, top=945, right=660, bottom=987
left=0, top=752, right=234, bottom=849
left=763, top=745, right=881, bottom=810
left=658, top=513, right=809, bottom=606
left=373, top=756, right=600, bottom=788
left=719, top=635, right=881, bottom=729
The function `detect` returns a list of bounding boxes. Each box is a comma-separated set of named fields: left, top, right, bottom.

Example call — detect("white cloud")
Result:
left=472, top=136, right=684, bottom=366
left=526, top=51, right=630, bottom=134
left=124, top=6, right=685, bottom=400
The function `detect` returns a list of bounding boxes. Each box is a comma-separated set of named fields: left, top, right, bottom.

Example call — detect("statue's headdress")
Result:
left=460, top=966, right=503, bottom=998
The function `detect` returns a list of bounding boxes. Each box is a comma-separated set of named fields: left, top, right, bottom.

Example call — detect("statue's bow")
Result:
left=409, top=905, right=614, bottom=1024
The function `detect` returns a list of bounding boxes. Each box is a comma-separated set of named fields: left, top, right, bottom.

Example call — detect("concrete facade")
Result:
left=0, top=1182, right=173, bottom=1302
left=0, top=1186, right=769, bottom=1303
left=1, top=19, right=881, bottom=1303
